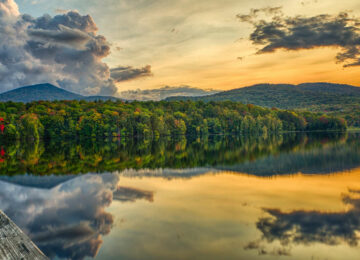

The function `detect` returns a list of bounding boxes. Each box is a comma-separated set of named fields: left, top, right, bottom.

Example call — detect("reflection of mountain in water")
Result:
left=0, top=173, right=154, bottom=260
left=0, top=175, right=78, bottom=189
left=0, top=132, right=359, bottom=177
left=245, top=189, right=360, bottom=256
left=218, top=142, right=360, bottom=176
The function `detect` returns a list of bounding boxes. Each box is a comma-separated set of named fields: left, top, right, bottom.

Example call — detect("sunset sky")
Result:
left=2, top=0, right=360, bottom=97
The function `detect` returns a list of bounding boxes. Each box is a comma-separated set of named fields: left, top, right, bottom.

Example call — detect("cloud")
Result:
left=0, top=0, right=153, bottom=96
left=0, top=1, right=117, bottom=95
left=54, top=8, right=74, bottom=14
left=28, top=25, right=91, bottom=44
left=0, top=0, right=19, bottom=17
left=300, top=0, right=319, bottom=6
left=118, top=85, right=220, bottom=101
left=236, top=6, right=282, bottom=23
left=238, top=9, right=360, bottom=67
left=110, top=65, right=153, bottom=83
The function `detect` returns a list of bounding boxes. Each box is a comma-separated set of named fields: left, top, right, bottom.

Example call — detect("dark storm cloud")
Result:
left=245, top=189, right=360, bottom=256
left=110, top=65, right=153, bottom=83
left=118, top=85, right=220, bottom=101
left=238, top=9, right=360, bottom=67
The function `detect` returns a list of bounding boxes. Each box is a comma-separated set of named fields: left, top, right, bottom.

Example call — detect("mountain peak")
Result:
left=0, top=83, right=83, bottom=103
left=23, top=83, right=61, bottom=89
left=0, top=84, right=124, bottom=103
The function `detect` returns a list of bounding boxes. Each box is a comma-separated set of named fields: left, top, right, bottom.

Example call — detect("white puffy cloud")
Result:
left=0, top=0, right=118, bottom=95
left=0, top=0, right=19, bottom=17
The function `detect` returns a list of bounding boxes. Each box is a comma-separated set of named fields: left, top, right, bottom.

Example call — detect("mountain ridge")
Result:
left=165, top=82, right=360, bottom=107
left=167, top=82, right=360, bottom=99
left=0, top=82, right=358, bottom=126
left=0, top=83, right=123, bottom=103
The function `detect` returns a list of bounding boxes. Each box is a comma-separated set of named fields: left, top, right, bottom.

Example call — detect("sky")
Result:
left=1, top=0, right=360, bottom=98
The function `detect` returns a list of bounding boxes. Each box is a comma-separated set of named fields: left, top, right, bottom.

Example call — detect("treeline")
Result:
left=0, top=100, right=347, bottom=140
left=0, top=132, right=354, bottom=176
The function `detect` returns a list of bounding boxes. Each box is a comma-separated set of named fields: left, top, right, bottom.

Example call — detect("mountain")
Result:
left=166, top=82, right=360, bottom=109
left=0, top=84, right=82, bottom=102
left=0, top=83, right=123, bottom=103
left=165, top=82, right=360, bottom=126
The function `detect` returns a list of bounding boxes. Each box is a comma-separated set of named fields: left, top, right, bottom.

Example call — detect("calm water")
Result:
left=0, top=132, right=360, bottom=260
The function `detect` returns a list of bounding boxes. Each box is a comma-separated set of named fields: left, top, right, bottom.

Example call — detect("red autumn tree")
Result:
left=0, top=118, right=4, bottom=133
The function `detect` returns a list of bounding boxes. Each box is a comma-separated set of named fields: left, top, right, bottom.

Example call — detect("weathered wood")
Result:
left=0, top=211, right=48, bottom=260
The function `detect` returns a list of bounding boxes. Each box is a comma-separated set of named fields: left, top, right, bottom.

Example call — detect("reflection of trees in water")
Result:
left=245, top=189, right=360, bottom=256
left=0, top=173, right=154, bottom=260
left=0, top=132, right=358, bottom=176
left=220, top=138, right=360, bottom=176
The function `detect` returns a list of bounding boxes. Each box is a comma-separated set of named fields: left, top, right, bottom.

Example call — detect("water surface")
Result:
left=0, top=132, right=359, bottom=260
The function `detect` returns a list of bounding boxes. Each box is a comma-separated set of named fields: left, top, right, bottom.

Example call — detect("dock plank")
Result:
left=0, top=211, right=48, bottom=260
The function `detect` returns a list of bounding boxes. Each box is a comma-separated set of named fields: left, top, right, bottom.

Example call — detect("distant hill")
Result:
left=166, top=82, right=360, bottom=126
left=166, top=82, right=360, bottom=108
left=0, top=84, right=123, bottom=103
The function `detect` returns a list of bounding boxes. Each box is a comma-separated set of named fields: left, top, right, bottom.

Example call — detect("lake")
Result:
left=0, top=132, right=360, bottom=260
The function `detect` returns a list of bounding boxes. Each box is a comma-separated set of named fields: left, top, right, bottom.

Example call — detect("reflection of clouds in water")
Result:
left=114, top=186, right=154, bottom=202
left=120, top=168, right=218, bottom=179
left=0, top=173, right=154, bottom=260
left=246, top=189, right=360, bottom=255
left=0, top=173, right=118, bottom=259
left=244, top=240, right=291, bottom=256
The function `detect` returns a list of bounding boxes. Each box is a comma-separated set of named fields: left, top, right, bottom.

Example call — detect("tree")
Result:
left=19, top=114, right=44, bottom=141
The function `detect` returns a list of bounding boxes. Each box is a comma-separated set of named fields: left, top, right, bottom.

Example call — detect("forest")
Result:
left=0, top=100, right=347, bottom=141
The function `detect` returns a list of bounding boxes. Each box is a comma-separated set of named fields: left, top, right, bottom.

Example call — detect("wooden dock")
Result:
left=0, top=211, right=48, bottom=260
